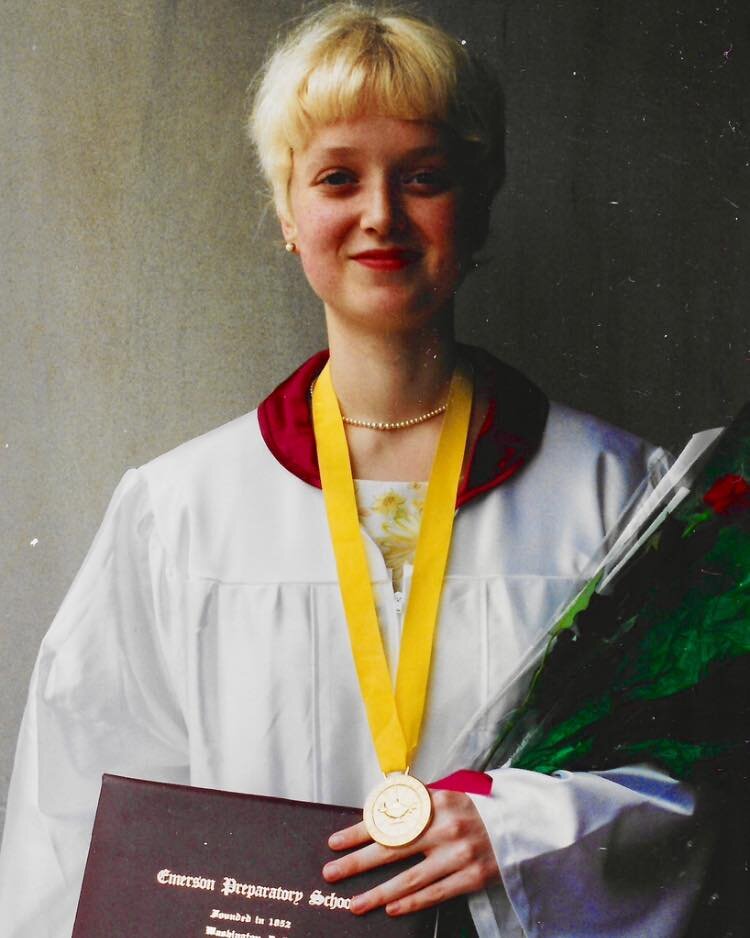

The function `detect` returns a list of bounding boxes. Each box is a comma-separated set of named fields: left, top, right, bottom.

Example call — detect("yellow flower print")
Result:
left=380, top=530, right=419, bottom=585
left=372, top=490, right=408, bottom=522
left=356, top=481, right=427, bottom=592
left=379, top=511, right=421, bottom=589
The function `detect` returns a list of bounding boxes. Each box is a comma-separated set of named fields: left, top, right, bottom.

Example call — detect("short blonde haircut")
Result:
left=249, top=3, right=504, bottom=248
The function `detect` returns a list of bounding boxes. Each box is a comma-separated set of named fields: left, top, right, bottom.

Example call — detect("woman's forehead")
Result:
left=293, top=117, right=450, bottom=161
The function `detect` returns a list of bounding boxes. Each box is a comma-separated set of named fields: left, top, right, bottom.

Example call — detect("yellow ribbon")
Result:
left=312, top=361, right=473, bottom=774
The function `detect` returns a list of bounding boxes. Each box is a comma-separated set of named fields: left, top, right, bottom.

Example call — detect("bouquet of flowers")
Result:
left=481, top=404, right=750, bottom=936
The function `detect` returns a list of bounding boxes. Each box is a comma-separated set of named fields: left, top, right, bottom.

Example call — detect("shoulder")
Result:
left=139, top=410, right=268, bottom=495
left=533, top=400, right=671, bottom=531
left=543, top=401, right=668, bottom=469
left=117, top=412, right=276, bottom=563
left=125, top=408, right=327, bottom=581
left=137, top=405, right=308, bottom=517
left=453, top=400, right=672, bottom=577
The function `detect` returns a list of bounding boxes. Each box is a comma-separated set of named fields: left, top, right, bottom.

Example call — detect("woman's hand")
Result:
left=322, top=790, right=499, bottom=917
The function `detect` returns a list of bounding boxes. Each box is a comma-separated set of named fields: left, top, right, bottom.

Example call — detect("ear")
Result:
left=278, top=212, right=297, bottom=244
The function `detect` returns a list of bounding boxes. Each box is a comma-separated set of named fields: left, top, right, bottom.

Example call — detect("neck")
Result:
left=326, top=321, right=458, bottom=425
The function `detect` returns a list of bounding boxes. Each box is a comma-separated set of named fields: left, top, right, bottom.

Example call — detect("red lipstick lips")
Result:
left=352, top=249, right=419, bottom=271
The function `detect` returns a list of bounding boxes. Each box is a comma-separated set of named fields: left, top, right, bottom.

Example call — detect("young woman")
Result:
left=0, top=6, right=708, bottom=936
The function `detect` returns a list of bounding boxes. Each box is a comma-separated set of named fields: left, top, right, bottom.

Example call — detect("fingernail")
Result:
left=387, top=901, right=401, bottom=916
left=350, top=895, right=365, bottom=914
left=323, top=862, right=339, bottom=880
left=329, top=833, right=343, bottom=847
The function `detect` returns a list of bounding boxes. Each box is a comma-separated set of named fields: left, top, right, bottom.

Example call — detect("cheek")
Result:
left=295, top=207, right=347, bottom=295
left=298, top=206, right=346, bottom=254
left=424, top=203, right=467, bottom=277
left=296, top=199, right=348, bottom=248
left=297, top=253, right=333, bottom=297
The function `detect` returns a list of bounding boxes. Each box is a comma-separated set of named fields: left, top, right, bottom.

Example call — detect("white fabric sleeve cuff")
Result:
left=467, top=765, right=712, bottom=938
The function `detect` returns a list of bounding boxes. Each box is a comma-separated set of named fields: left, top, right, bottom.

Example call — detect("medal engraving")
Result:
left=363, top=774, right=432, bottom=847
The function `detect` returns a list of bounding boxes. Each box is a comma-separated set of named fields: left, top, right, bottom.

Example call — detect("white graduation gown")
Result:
left=0, top=397, right=709, bottom=937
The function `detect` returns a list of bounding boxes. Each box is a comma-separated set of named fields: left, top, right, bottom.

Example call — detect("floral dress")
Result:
left=354, top=479, right=427, bottom=593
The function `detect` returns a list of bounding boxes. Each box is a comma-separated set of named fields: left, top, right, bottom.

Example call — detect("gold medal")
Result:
left=364, top=774, right=433, bottom=847
left=312, top=360, right=473, bottom=846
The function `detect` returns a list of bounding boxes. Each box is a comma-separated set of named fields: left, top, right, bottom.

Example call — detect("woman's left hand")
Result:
left=322, top=790, right=499, bottom=917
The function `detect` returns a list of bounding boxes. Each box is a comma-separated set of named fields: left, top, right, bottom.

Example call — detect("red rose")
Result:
left=703, top=473, right=750, bottom=515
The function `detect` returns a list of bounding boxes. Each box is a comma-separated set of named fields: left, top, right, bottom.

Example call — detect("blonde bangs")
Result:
left=294, top=18, right=460, bottom=136
left=250, top=4, right=504, bottom=229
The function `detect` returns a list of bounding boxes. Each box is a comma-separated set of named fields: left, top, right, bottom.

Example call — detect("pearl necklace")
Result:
left=342, top=403, right=448, bottom=430
left=310, top=379, right=448, bottom=431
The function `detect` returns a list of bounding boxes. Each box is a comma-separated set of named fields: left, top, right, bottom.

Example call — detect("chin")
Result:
left=361, top=288, right=452, bottom=322
left=348, top=304, right=453, bottom=337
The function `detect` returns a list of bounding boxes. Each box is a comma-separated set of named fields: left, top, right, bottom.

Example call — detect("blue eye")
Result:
left=320, top=171, right=355, bottom=186
left=404, top=169, right=451, bottom=191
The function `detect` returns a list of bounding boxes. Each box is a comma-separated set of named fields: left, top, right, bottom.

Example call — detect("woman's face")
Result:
left=282, top=116, right=467, bottom=335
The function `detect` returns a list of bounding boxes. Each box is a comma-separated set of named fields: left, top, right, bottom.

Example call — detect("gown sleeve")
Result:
left=0, top=469, right=189, bottom=938
left=466, top=765, right=711, bottom=938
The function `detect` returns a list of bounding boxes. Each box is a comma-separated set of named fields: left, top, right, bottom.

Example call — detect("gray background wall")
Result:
left=1, top=0, right=747, bottom=828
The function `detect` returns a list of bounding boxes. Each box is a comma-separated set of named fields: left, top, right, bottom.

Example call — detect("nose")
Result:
left=359, top=178, right=404, bottom=236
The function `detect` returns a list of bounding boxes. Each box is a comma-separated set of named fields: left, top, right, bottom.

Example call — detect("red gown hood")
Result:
left=258, top=346, right=549, bottom=507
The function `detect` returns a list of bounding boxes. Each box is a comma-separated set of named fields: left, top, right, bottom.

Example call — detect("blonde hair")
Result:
left=249, top=3, right=504, bottom=246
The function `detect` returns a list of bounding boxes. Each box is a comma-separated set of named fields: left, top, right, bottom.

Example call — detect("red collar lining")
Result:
left=257, top=347, right=548, bottom=507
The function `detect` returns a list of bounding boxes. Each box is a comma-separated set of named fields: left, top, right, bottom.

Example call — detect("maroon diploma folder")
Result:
left=72, top=775, right=438, bottom=937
